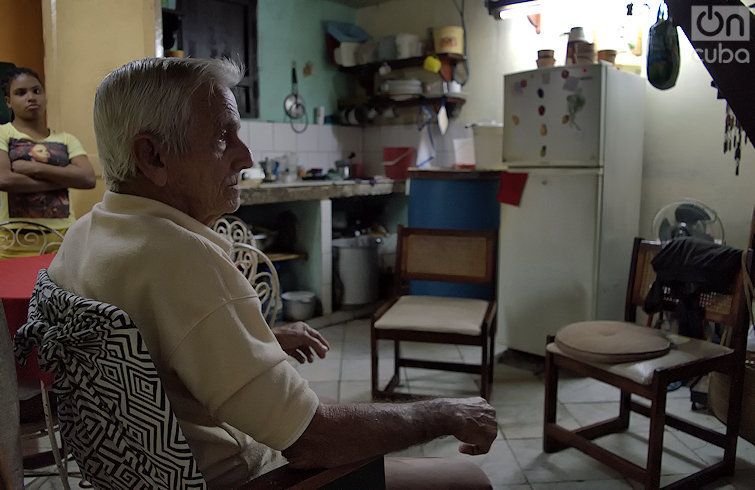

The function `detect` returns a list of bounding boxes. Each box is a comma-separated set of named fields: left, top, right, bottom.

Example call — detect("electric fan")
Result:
left=652, top=200, right=725, bottom=244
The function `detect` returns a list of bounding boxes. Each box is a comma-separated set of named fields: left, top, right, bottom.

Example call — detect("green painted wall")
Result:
left=256, top=0, right=357, bottom=122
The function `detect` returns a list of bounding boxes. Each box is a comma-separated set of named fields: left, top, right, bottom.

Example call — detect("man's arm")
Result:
left=283, top=397, right=497, bottom=469
left=10, top=155, right=96, bottom=189
left=0, top=150, right=64, bottom=193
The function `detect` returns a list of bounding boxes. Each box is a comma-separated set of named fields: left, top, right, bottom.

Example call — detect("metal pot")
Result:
left=281, top=291, right=316, bottom=321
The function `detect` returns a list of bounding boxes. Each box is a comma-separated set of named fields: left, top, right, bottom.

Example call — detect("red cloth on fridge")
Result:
left=497, top=172, right=529, bottom=206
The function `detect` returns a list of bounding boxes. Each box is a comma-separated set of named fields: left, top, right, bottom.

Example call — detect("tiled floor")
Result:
left=24, top=319, right=755, bottom=489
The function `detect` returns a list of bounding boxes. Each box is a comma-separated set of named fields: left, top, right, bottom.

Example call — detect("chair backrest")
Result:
left=395, top=226, right=497, bottom=291
left=0, top=220, right=64, bottom=255
left=625, top=238, right=752, bottom=342
left=213, top=215, right=257, bottom=248
left=232, top=243, right=281, bottom=327
left=14, top=270, right=206, bottom=489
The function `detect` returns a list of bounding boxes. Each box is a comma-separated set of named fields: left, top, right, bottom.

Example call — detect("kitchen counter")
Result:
left=238, top=179, right=406, bottom=205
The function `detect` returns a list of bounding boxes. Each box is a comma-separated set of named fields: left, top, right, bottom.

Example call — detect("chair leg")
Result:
left=543, top=350, right=560, bottom=453
left=40, top=381, right=70, bottom=490
left=480, top=336, right=490, bottom=400
left=645, top=382, right=667, bottom=490
left=393, top=340, right=401, bottom=382
left=618, top=390, right=631, bottom=431
left=371, top=328, right=379, bottom=398
left=722, top=364, right=745, bottom=475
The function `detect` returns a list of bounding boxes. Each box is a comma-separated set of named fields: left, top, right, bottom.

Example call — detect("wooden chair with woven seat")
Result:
left=543, top=238, right=753, bottom=490
left=371, top=226, right=498, bottom=400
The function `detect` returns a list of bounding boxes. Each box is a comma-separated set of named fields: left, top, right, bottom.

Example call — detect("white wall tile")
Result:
left=362, top=126, right=382, bottom=153
left=296, top=125, right=319, bottom=152
left=273, top=123, right=297, bottom=152
left=238, top=121, right=252, bottom=147
left=248, top=121, right=274, bottom=152
left=317, top=126, right=338, bottom=152
left=337, top=127, right=364, bottom=153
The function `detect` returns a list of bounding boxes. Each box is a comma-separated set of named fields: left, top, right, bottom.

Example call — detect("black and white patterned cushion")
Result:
left=14, top=270, right=206, bottom=489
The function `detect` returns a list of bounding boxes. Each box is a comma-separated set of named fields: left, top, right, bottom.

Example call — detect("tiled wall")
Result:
left=239, top=120, right=474, bottom=177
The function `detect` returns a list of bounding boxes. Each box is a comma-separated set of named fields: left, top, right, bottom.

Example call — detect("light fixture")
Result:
left=486, top=0, right=542, bottom=20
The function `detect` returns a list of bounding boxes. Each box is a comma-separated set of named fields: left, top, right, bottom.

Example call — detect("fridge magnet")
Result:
left=538, top=105, right=545, bottom=116
left=566, top=88, right=586, bottom=131
left=512, top=115, right=520, bottom=125
left=561, top=114, right=570, bottom=124
left=540, top=124, right=548, bottom=136
left=561, top=69, right=570, bottom=79
left=537, top=88, right=544, bottom=98
left=562, top=76, right=579, bottom=92
left=513, top=82, right=524, bottom=95
left=541, top=72, right=551, bottom=85
left=540, top=145, right=547, bottom=157
left=520, top=79, right=528, bottom=88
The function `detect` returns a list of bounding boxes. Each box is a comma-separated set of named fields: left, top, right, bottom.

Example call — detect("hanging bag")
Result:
left=647, top=1, right=680, bottom=90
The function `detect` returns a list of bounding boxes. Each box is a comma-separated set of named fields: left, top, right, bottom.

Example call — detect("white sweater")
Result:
left=48, top=191, right=318, bottom=487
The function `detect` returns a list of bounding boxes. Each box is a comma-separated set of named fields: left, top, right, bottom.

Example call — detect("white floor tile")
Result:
left=489, top=379, right=545, bottom=406
left=531, top=480, right=632, bottom=489
left=496, top=402, right=580, bottom=440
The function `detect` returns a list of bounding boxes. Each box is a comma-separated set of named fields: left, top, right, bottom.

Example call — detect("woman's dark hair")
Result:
left=1, top=67, right=43, bottom=98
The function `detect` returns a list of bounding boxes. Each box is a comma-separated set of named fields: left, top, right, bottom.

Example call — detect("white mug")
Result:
left=395, top=33, right=420, bottom=59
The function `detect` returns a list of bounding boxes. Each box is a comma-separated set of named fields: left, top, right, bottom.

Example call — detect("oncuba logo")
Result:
left=691, top=5, right=751, bottom=63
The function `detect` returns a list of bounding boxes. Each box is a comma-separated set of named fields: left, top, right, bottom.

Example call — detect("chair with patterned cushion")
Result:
left=371, top=226, right=498, bottom=400
left=543, top=238, right=754, bottom=489
left=15, top=269, right=206, bottom=489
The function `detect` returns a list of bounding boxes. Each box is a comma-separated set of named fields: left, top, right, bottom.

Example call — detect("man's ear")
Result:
left=4, top=96, right=10, bottom=109
left=132, top=133, right=168, bottom=187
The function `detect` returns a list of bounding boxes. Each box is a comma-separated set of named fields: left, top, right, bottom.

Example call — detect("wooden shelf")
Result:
left=268, top=252, right=306, bottom=263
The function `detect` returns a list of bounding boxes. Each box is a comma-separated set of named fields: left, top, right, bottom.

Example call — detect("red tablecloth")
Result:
left=0, top=253, right=56, bottom=385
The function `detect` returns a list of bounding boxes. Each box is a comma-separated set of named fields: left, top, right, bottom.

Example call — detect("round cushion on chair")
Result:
left=555, top=321, right=671, bottom=364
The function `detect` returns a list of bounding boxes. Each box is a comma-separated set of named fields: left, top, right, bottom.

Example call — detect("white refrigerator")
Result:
left=498, top=63, right=645, bottom=356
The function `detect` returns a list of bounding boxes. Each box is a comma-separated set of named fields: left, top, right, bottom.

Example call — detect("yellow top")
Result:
left=0, top=122, right=87, bottom=229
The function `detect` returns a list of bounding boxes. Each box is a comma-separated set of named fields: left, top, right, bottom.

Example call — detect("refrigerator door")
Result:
left=503, top=65, right=604, bottom=167
left=498, top=168, right=601, bottom=355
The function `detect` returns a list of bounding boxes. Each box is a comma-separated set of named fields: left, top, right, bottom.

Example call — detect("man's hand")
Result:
left=443, top=397, right=498, bottom=455
left=10, top=160, right=43, bottom=178
left=272, top=322, right=330, bottom=363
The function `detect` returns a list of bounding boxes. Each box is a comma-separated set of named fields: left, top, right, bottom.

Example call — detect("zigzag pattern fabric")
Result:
left=14, top=269, right=206, bottom=489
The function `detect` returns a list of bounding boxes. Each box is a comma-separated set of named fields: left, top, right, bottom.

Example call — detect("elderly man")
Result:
left=48, top=58, right=497, bottom=488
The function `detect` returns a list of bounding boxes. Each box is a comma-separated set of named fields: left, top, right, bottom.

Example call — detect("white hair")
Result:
left=93, top=57, right=243, bottom=190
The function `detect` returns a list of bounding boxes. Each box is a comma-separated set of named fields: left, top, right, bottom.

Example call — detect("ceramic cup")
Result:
left=537, top=49, right=555, bottom=59
left=536, top=57, right=556, bottom=68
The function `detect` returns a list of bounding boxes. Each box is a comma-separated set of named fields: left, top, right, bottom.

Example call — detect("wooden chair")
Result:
left=543, top=238, right=753, bottom=489
left=371, top=226, right=498, bottom=400
left=0, top=220, right=64, bottom=256
left=232, top=243, right=282, bottom=327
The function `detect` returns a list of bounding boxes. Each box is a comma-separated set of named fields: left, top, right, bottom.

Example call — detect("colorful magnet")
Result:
left=537, top=88, right=544, bottom=98
left=562, top=114, right=570, bottom=124
left=561, top=69, right=570, bottom=79
left=512, top=115, right=520, bottom=125
left=520, top=79, right=528, bottom=88
left=538, top=105, right=545, bottom=116
left=540, top=145, right=547, bottom=157
left=540, top=124, right=548, bottom=136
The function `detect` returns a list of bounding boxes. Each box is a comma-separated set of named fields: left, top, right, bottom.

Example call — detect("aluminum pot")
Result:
left=281, top=291, right=317, bottom=321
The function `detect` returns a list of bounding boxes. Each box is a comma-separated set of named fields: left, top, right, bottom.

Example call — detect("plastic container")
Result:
left=433, top=26, right=464, bottom=55
left=333, top=236, right=379, bottom=305
left=281, top=291, right=316, bottom=321
left=383, top=147, right=416, bottom=180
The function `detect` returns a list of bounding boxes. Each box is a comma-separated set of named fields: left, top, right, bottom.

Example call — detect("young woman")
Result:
left=0, top=67, right=95, bottom=257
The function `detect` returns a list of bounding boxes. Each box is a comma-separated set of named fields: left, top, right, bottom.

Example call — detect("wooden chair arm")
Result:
left=243, top=456, right=385, bottom=489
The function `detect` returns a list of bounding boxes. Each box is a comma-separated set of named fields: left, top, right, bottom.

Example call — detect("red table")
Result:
left=0, top=253, right=56, bottom=385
